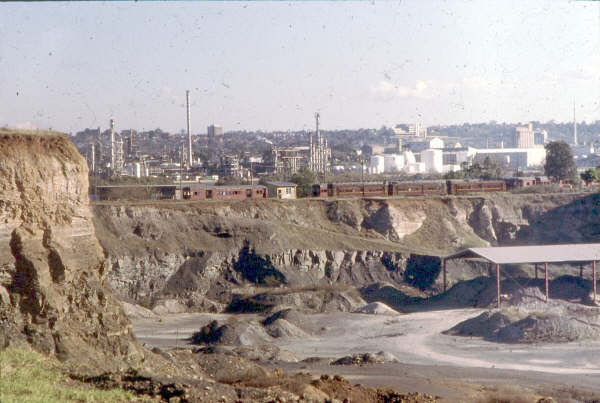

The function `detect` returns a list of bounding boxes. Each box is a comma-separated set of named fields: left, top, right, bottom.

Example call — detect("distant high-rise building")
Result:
left=534, top=130, right=548, bottom=146
left=513, top=123, right=534, bottom=148
left=408, top=123, right=427, bottom=137
left=207, top=124, right=223, bottom=139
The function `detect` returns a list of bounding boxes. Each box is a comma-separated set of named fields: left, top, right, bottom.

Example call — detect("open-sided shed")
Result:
left=443, top=244, right=600, bottom=307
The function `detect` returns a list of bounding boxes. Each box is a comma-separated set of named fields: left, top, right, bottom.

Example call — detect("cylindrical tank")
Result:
left=370, top=155, right=385, bottom=174
left=421, top=149, right=443, bottom=173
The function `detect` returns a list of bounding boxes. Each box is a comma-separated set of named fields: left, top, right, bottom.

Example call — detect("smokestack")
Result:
left=186, top=90, right=192, bottom=168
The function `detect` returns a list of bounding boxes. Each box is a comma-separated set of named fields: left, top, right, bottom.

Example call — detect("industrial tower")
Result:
left=109, top=119, right=124, bottom=177
left=309, top=112, right=330, bottom=175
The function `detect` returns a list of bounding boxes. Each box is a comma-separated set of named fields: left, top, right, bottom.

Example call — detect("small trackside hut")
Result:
left=442, top=244, right=600, bottom=308
left=266, top=181, right=297, bottom=199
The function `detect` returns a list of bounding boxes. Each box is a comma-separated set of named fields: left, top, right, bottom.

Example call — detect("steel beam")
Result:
left=544, top=262, right=549, bottom=302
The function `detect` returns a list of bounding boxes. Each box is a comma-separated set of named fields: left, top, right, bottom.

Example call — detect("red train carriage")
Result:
left=312, top=183, right=329, bottom=197
left=389, top=181, right=446, bottom=196
left=446, top=180, right=506, bottom=195
left=183, top=184, right=267, bottom=200
left=327, top=182, right=386, bottom=197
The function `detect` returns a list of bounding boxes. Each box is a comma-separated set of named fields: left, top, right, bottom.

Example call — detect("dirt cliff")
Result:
left=93, top=191, right=597, bottom=312
left=0, top=130, right=143, bottom=371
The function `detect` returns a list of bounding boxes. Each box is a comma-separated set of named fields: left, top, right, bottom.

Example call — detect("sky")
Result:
left=0, top=0, right=599, bottom=133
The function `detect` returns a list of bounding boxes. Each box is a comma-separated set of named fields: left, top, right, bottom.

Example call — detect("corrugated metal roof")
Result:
left=445, top=244, right=600, bottom=264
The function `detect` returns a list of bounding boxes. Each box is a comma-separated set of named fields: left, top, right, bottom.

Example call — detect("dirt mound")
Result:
left=228, top=286, right=366, bottom=314
left=189, top=319, right=273, bottom=346
left=444, top=311, right=518, bottom=339
left=262, top=308, right=317, bottom=335
left=359, top=282, right=427, bottom=312
left=330, top=351, right=399, bottom=365
left=121, top=301, right=158, bottom=319
left=445, top=287, right=600, bottom=343
left=354, top=301, right=399, bottom=315
left=311, top=374, right=438, bottom=402
left=264, top=318, right=311, bottom=339
left=232, top=345, right=300, bottom=362
left=0, top=131, right=143, bottom=371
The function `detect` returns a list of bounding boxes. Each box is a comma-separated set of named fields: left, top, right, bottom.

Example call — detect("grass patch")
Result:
left=0, top=348, right=151, bottom=403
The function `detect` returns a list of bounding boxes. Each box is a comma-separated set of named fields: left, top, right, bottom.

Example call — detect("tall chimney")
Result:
left=186, top=90, right=192, bottom=168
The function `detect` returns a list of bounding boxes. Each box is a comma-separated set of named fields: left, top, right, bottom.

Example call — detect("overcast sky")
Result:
left=1, top=1, right=599, bottom=133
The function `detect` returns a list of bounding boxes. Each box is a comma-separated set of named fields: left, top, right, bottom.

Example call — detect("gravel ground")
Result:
left=133, top=308, right=600, bottom=400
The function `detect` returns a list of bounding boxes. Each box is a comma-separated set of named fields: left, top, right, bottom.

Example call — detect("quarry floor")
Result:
left=133, top=309, right=600, bottom=400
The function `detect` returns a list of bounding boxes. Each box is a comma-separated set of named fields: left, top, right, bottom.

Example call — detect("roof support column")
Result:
left=496, top=263, right=501, bottom=309
left=544, top=262, right=549, bottom=302
left=535, top=264, right=538, bottom=280
left=580, top=265, right=583, bottom=278
left=593, top=261, right=597, bottom=303
left=442, top=259, right=447, bottom=292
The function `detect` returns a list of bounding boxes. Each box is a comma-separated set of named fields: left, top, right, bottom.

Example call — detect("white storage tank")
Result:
left=421, top=149, right=443, bottom=173
left=370, top=155, right=385, bottom=174
left=383, top=154, right=404, bottom=173
left=403, top=151, right=416, bottom=165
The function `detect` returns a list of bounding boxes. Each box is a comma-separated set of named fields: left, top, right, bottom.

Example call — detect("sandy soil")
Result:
left=132, top=308, right=600, bottom=400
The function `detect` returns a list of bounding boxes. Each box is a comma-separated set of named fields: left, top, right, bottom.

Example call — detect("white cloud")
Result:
left=14, top=121, right=38, bottom=130
left=371, top=79, right=455, bottom=101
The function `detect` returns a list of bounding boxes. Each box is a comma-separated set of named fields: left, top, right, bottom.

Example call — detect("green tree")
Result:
left=544, top=141, right=577, bottom=182
left=290, top=168, right=316, bottom=198
left=216, top=175, right=246, bottom=186
left=580, top=168, right=598, bottom=186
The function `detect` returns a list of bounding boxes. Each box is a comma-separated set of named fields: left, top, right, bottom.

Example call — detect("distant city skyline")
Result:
left=0, top=1, right=599, bottom=134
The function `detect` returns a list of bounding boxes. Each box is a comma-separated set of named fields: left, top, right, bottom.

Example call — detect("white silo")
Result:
left=383, top=154, right=404, bottom=173
left=403, top=151, right=416, bottom=165
left=370, top=155, right=385, bottom=174
left=421, top=149, right=443, bottom=173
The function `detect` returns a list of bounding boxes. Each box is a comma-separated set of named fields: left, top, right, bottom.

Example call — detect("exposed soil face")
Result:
left=0, top=131, right=143, bottom=371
